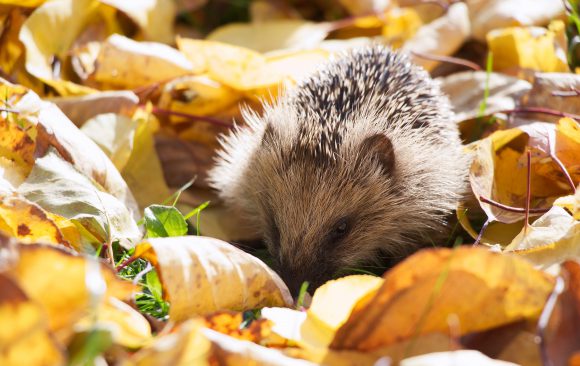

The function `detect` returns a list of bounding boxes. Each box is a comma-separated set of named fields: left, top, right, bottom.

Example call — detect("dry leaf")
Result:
left=403, top=2, right=470, bottom=71
left=437, top=71, right=531, bottom=123
left=51, top=90, right=139, bottom=127
left=466, top=0, right=565, bottom=42
left=93, top=34, right=194, bottom=89
left=331, top=247, right=554, bottom=351
left=487, top=21, right=569, bottom=73
left=207, top=20, right=330, bottom=53
left=99, top=0, right=176, bottom=43
left=505, top=207, right=580, bottom=267
left=135, top=236, right=293, bottom=321
left=18, top=150, right=141, bottom=248
left=400, top=350, right=519, bottom=366
left=0, top=273, right=65, bottom=366
left=124, top=319, right=212, bottom=366
left=2, top=243, right=137, bottom=343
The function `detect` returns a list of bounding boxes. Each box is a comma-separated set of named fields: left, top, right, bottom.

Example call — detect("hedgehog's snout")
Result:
left=276, top=256, right=335, bottom=297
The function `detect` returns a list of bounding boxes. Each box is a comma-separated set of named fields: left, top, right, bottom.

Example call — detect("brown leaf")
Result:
left=331, top=247, right=554, bottom=351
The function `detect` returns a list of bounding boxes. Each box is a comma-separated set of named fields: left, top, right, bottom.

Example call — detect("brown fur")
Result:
left=208, top=46, right=468, bottom=294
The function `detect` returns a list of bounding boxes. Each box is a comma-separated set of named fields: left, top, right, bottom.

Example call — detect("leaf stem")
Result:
left=147, top=105, right=233, bottom=128
left=499, top=107, right=580, bottom=121
left=524, top=150, right=532, bottom=235
left=479, top=196, right=549, bottom=214
left=411, top=51, right=482, bottom=71
left=116, top=255, right=138, bottom=272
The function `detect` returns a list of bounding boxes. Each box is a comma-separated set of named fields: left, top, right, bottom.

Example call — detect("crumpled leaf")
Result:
left=438, top=71, right=531, bottom=123
left=157, top=75, right=241, bottom=122
left=330, top=247, right=554, bottom=351
left=305, top=275, right=383, bottom=348
left=135, top=236, right=293, bottom=321
left=207, top=20, right=330, bottom=53
left=468, top=120, right=578, bottom=225
left=75, top=297, right=152, bottom=349
left=1, top=242, right=137, bottom=343
left=504, top=206, right=580, bottom=267
left=0, top=273, right=65, bottom=366
left=0, top=194, right=70, bottom=247
left=51, top=90, right=139, bottom=127
left=467, top=0, right=566, bottom=41
left=519, top=73, right=580, bottom=124
left=92, top=34, right=195, bottom=89
left=123, top=319, right=212, bottom=366
left=18, top=150, right=141, bottom=248
left=119, top=110, right=170, bottom=209
left=400, top=350, right=519, bottom=366
left=487, top=20, right=569, bottom=73
left=403, top=2, right=470, bottom=71
left=99, top=0, right=176, bottom=43
left=18, top=0, right=101, bottom=96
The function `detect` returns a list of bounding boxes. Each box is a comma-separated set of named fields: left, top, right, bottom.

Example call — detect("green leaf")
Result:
left=146, top=270, right=163, bottom=302
left=144, top=204, right=188, bottom=238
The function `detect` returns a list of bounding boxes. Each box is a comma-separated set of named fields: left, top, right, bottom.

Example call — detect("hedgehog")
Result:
left=208, top=46, right=468, bottom=295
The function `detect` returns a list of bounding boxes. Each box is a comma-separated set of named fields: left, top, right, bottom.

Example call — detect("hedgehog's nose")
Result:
left=278, top=265, right=326, bottom=298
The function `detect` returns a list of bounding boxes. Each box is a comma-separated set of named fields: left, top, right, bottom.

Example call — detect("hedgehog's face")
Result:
left=251, top=132, right=406, bottom=295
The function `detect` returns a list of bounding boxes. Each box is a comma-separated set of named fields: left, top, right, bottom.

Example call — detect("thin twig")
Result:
left=0, top=108, right=19, bottom=114
left=479, top=196, right=550, bottom=214
left=116, top=255, right=138, bottom=272
left=547, top=139, right=577, bottom=193
left=499, top=107, right=580, bottom=121
left=537, top=276, right=565, bottom=366
left=472, top=219, right=489, bottom=246
left=551, top=88, right=580, bottom=97
left=524, top=150, right=532, bottom=235
left=411, top=51, right=482, bottom=71
left=148, top=106, right=233, bottom=128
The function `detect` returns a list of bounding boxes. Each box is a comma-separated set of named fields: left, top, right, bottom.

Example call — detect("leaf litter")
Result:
left=0, top=0, right=580, bottom=365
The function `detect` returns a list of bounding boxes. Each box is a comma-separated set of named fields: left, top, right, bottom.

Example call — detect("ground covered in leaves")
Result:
left=1, top=0, right=580, bottom=365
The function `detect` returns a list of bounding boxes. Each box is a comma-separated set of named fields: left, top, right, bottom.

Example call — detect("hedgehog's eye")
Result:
left=329, top=218, right=350, bottom=242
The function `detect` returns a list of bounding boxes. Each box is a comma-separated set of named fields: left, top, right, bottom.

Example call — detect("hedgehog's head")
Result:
left=238, top=111, right=428, bottom=295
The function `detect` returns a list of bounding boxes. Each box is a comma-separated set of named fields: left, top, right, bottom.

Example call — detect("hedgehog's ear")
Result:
left=361, top=134, right=395, bottom=173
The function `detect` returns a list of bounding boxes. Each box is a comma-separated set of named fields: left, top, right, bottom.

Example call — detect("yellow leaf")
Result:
left=506, top=206, right=580, bottom=267
left=93, top=34, right=194, bottom=89
left=176, top=37, right=265, bottom=91
left=124, top=319, right=211, bottom=366
left=120, top=113, right=170, bottom=209
left=0, top=195, right=71, bottom=246
left=0, top=9, right=26, bottom=75
left=403, top=3, right=470, bottom=71
left=99, top=0, right=175, bottom=43
left=469, top=123, right=575, bottom=226
left=0, top=0, right=46, bottom=6
left=305, top=275, right=383, bottom=348
left=4, top=243, right=137, bottom=343
left=331, top=247, right=554, bottom=351
left=381, top=8, right=423, bottom=49
left=487, top=20, right=569, bottom=72
left=135, top=236, right=293, bottom=321
left=76, top=297, right=151, bottom=349
left=246, top=49, right=329, bottom=102
left=157, top=75, right=241, bottom=121
left=207, top=20, right=330, bottom=53
left=0, top=274, right=65, bottom=366
left=18, top=0, right=100, bottom=95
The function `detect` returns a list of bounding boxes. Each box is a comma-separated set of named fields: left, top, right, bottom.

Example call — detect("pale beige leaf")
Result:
left=466, top=0, right=565, bottom=41
left=401, top=350, right=520, bottom=366
left=403, top=2, right=470, bottom=71
left=207, top=20, right=330, bottom=53
left=99, top=0, right=176, bottom=43
left=437, top=71, right=531, bottom=123
left=135, top=236, right=293, bottom=321
left=93, top=34, right=195, bottom=89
